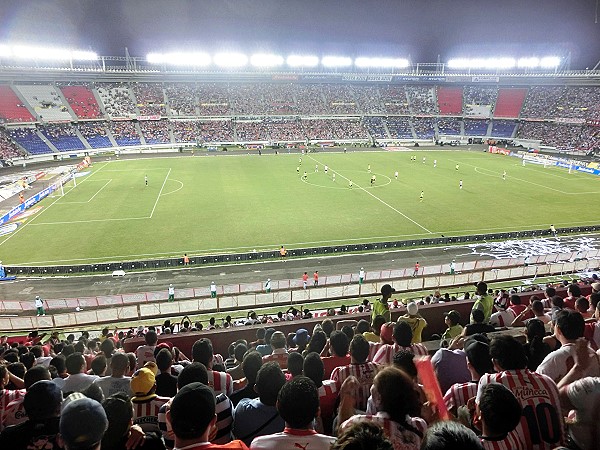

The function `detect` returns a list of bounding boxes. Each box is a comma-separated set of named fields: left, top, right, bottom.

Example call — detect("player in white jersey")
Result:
left=433, top=159, right=437, bottom=168
left=394, top=171, right=398, bottom=179
left=477, top=335, right=563, bottom=450
left=324, top=165, right=328, bottom=173
left=459, top=179, right=463, bottom=189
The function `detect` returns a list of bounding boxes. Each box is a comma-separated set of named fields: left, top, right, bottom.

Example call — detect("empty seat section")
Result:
left=40, top=124, right=85, bottom=151
left=437, top=87, right=463, bottom=115
left=494, top=88, right=527, bottom=118
left=60, top=85, right=102, bottom=119
left=15, top=85, right=73, bottom=122
left=0, top=86, right=35, bottom=123
left=9, top=128, right=52, bottom=155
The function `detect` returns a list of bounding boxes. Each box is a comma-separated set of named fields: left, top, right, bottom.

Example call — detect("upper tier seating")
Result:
left=552, top=87, right=600, bottom=119
left=521, top=85, right=565, bottom=119
left=8, top=127, right=52, bottom=155
left=407, top=86, right=438, bottom=115
left=96, top=82, right=137, bottom=118
left=197, top=83, right=231, bottom=116
left=59, top=84, right=102, bottom=119
left=0, top=85, right=35, bottom=123
left=355, top=86, right=385, bottom=114
left=437, top=87, right=463, bottom=115
left=39, top=124, right=86, bottom=151
left=165, top=83, right=198, bottom=116
left=131, top=82, right=167, bottom=116
left=15, top=84, right=73, bottom=122
left=379, top=85, right=411, bottom=115
left=463, top=86, right=497, bottom=118
left=78, top=122, right=112, bottom=148
left=493, top=88, right=527, bottom=118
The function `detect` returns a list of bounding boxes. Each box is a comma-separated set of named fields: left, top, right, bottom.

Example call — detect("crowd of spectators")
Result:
left=197, top=83, right=231, bottom=116
left=171, top=121, right=197, bottom=143
left=303, top=119, right=368, bottom=140
left=235, top=121, right=270, bottom=142
left=263, top=118, right=305, bottom=142
left=58, top=83, right=102, bottom=119
left=463, top=119, right=489, bottom=136
left=521, top=86, right=566, bottom=119
left=96, top=82, right=138, bottom=118
left=7, top=127, right=51, bottom=155
left=412, top=117, right=436, bottom=139
left=109, top=120, right=141, bottom=146
left=2, top=277, right=600, bottom=449
left=39, top=124, right=85, bottom=151
left=131, top=83, right=167, bottom=116
left=385, top=117, right=414, bottom=139
left=196, top=120, right=234, bottom=143
left=165, top=83, right=198, bottom=116
left=0, top=130, right=26, bottom=159
left=436, top=118, right=461, bottom=135
left=139, top=120, right=171, bottom=144
left=406, top=86, right=439, bottom=115
left=516, top=122, right=584, bottom=150
left=363, top=116, right=388, bottom=139
left=380, top=86, right=412, bottom=115
left=463, top=86, right=497, bottom=116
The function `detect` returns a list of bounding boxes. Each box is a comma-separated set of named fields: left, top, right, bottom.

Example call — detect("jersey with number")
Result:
left=480, top=430, right=526, bottom=450
left=477, top=369, right=563, bottom=450
left=330, top=362, right=378, bottom=411
left=132, top=395, right=170, bottom=433
left=443, top=381, right=477, bottom=412
left=372, top=343, right=428, bottom=365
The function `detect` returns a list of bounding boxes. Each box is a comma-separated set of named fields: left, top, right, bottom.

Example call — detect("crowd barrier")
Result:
left=1, top=249, right=598, bottom=332
left=5, top=225, right=600, bottom=277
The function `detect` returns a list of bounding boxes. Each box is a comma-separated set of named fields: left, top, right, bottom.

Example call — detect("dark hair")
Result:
left=545, top=286, right=556, bottom=298
left=111, top=352, right=129, bottom=373
left=371, top=315, right=387, bottom=335
left=102, top=393, right=133, bottom=449
left=478, top=383, right=522, bottom=435
left=421, top=421, right=484, bottom=450
left=305, top=330, right=327, bottom=355
left=555, top=309, right=584, bottom=340
left=321, top=319, right=334, bottom=337
left=74, top=341, right=85, bottom=354
left=81, top=382, right=104, bottom=403
left=287, top=352, right=304, bottom=377
left=471, top=309, right=485, bottom=324
left=256, top=328, right=266, bottom=339
left=242, top=351, right=263, bottom=385
left=392, top=321, right=413, bottom=347
left=531, top=300, right=544, bottom=314
left=178, top=362, right=209, bottom=389
left=65, top=352, right=85, bottom=375
left=551, top=296, right=564, bottom=308
left=331, top=421, right=394, bottom=450
left=341, top=325, right=354, bottom=341
left=489, top=336, right=527, bottom=370
left=568, top=284, right=582, bottom=297
left=61, top=344, right=75, bottom=357
left=91, top=354, right=107, bottom=376
left=355, top=320, right=371, bottom=334
left=30, top=346, right=43, bottom=358
left=303, top=352, right=324, bottom=387
left=575, top=297, right=589, bottom=313
left=234, top=343, right=248, bottom=362
left=330, top=331, right=350, bottom=357
left=510, top=294, right=522, bottom=306
left=392, top=350, right=417, bottom=379
left=277, top=376, right=319, bottom=428
left=349, top=334, right=370, bottom=363
left=255, top=362, right=285, bottom=406
left=373, top=367, right=421, bottom=423
left=20, top=352, right=35, bottom=370
left=100, top=339, right=115, bottom=357
left=192, top=338, right=213, bottom=366
left=590, top=293, right=600, bottom=311
left=24, top=365, right=50, bottom=389
left=49, top=355, right=66, bottom=374
left=156, top=348, right=173, bottom=371
left=144, top=331, right=158, bottom=345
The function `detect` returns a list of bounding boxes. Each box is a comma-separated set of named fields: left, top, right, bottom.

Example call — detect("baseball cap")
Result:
left=495, top=294, right=509, bottom=310
left=381, top=284, right=396, bottom=296
left=292, top=329, right=310, bottom=346
left=407, top=302, right=419, bottom=315
left=380, top=322, right=394, bottom=344
left=23, top=380, right=63, bottom=419
left=60, top=396, right=108, bottom=450
left=170, top=382, right=216, bottom=439
left=444, top=310, right=461, bottom=325
left=130, top=367, right=156, bottom=399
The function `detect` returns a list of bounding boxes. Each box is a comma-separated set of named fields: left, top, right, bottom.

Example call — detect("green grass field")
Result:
left=2, top=149, right=599, bottom=266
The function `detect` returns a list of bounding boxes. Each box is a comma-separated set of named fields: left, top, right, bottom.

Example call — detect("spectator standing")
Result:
left=303, top=352, right=338, bottom=435
left=313, top=270, right=319, bottom=286
left=372, top=322, right=428, bottom=365
left=211, top=281, right=217, bottom=298
left=475, top=383, right=525, bottom=449
left=155, top=348, right=178, bottom=398
left=130, top=367, right=170, bottom=434
left=61, top=353, right=99, bottom=394
left=398, top=302, right=427, bottom=343
left=168, top=284, right=175, bottom=302
left=371, top=284, right=393, bottom=323
left=321, top=331, right=351, bottom=379
left=35, top=295, right=45, bottom=316
left=192, top=339, right=234, bottom=396
left=93, top=352, right=132, bottom=398
left=262, top=332, right=288, bottom=369
left=135, top=330, right=158, bottom=369
left=471, top=282, right=494, bottom=323
left=302, top=272, right=308, bottom=290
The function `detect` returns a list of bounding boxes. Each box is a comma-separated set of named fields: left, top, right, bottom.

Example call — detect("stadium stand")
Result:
left=362, top=116, right=388, bottom=139
left=59, top=84, right=102, bottom=119
left=263, top=118, right=305, bottom=142
left=407, top=85, right=438, bottom=115
left=436, top=86, right=463, bottom=115
left=411, top=117, right=435, bottom=139
left=493, top=87, right=528, bottom=118
left=379, top=85, right=411, bottom=115
left=384, top=117, right=414, bottom=139
left=463, top=119, right=489, bottom=136
left=516, top=121, right=583, bottom=150
left=171, top=120, right=198, bottom=143
left=436, top=117, right=461, bottom=135
left=108, top=120, right=142, bottom=146
left=96, top=82, right=138, bottom=118
left=0, top=131, right=26, bottom=159
left=14, top=85, right=73, bottom=122
left=462, top=86, right=497, bottom=118
left=138, top=120, right=171, bottom=144
left=197, top=120, right=234, bottom=143
left=197, top=83, right=231, bottom=116
left=131, top=82, right=167, bottom=116
left=165, top=82, right=198, bottom=116
left=0, top=85, right=36, bottom=123
left=39, top=124, right=86, bottom=151
left=235, top=120, right=270, bottom=142
left=8, top=127, right=53, bottom=155
left=521, top=85, right=566, bottom=119
left=491, top=119, right=517, bottom=138
left=77, top=122, right=112, bottom=148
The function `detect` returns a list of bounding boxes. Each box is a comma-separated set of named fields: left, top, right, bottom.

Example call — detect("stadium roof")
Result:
left=1, top=0, right=599, bottom=69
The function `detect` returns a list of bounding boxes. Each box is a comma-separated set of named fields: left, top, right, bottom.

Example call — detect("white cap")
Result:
left=267, top=278, right=271, bottom=281
left=36, top=295, right=40, bottom=299
left=407, top=302, right=419, bottom=315
left=360, top=267, right=364, bottom=270
left=169, top=284, right=173, bottom=287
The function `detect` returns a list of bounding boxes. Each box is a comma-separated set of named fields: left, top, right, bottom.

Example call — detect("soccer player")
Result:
left=302, top=272, right=308, bottom=290
left=332, top=173, right=336, bottom=182
left=394, top=171, right=398, bottom=180
left=367, top=164, right=371, bottom=173
left=145, top=175, right=148, bottom=186
left=550, top=224, right=557, bottom=238
left=296, top=166, right=299, bottom=174
left=303, top=171, right=307, bottom=180
left=422, top=156, right=426, bottom=164
left=313, top=271, right=319, bottom=287
left=455, top=163, right=459, bottom=171
left=433, top=159, right=437, bottom=168
left=413, top=262, right=420, bottom=277
left=370, top=175, right=375, bottom=185
left=324, top=165, right=328, bottom=174
left=349, top=180, right=353, bottom=188
left=299, top=157, right=302, bottom=165
left=503, top=170, right=506, bottom=180
left=315, top=164, right=318, bottom=172
left=419, top=191, right=424, bottom=202
left=459, top=179, right=463, bottom=189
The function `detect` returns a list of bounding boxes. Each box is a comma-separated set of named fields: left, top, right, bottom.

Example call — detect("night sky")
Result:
left=1, top=0, right=599, bottom=68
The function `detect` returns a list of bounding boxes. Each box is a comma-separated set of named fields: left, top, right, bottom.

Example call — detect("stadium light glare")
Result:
left=147, top=52, right=211, bottom=66
left=540, top=56, right=561, bottom=68
left=7, top=45, right=97, bottom=61
left=250, top=53, right=284, bottom=67
left=518, top=57, right=540, bottom=68
left=286, top=55, right=319, bottom=67
left=0, top=45, right=11, bottom=58
left=447, top=57, right=514, bottom=69
left=321, top=56, right=353, bottom=68
left=354, top=57, right=410, bottom=68
left=214, top=52, right=248, bottom=67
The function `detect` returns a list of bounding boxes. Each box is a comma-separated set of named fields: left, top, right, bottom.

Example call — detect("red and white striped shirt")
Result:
left=480, top=430, right=526, bottom=450
left=208, top=369, right=233, bottom=397
left=317, top=380, right=338, bottom=435
left=477, top=369, right=564, bottom=450
left=132, top=395, right=170, bottom=433
left=331, top=362, right=378, bottom=411
left=0, top=388, right=25, bottom=431
left=443, top=381, right=478, bottom=412
left=372, top=343, right=428, bottom=365
left=341, top=412, right=426, bottom=450
left=262, top=349, right=288, bottom=370
left=368, top=342, right=386, bottom=362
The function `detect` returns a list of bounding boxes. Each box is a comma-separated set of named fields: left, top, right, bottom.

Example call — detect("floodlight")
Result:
left=447, top=58, right=469, bottom=69
left=7, top=45, right=97, bottom=61
left=447, top=57, right=514, bottom=70
left=286, top=55, right=319, bottom=67
left=355, top=57, right=409, bottom=68
left=147, top=52, right=211, bottom=66
left=495, top=58, right=516, bottom=69
left=518, top=57, right=540, bottom=68
left=250, top=53, right=284, bottom=67
left=214, top=52, right=248, bottom=67
left=71, top=50, right=98, bottom=61
left=0, top=45, right=12, bottom=58
left=321, top=56, right=353, bottom=68
left=540, top=56, right=560, bottom=68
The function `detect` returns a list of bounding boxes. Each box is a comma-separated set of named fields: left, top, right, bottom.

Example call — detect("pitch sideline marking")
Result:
left=308, top=155, right=433, bottom=234
left=59, top=179, right=113, bottom=204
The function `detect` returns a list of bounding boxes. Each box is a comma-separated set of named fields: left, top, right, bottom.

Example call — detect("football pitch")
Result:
left=2, top=149, right=600, bottom=266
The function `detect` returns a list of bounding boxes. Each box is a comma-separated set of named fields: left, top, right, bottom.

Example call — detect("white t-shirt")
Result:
left=536, top=342, right=600, bottom=382
left=566, top=376, right=600, bottom=450
left=490, top=309, right=515, bottom=327
left=94, top=375, right=132, bottom=398
left=61, top=372, right=99, bottom=394
left=250, top=429, right=335, bottom=450
left=135, top=344, right=156, bottom=369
